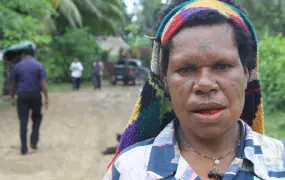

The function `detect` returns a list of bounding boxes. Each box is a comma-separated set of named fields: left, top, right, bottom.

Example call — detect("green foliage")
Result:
left=39, top=28, right=101, bottom=82
left=135, top=0, right=164, bottom=36
left=1, top=0, right=125, bottom=48
left=0, top=61, right=3, bottom=96
left=264, top=110, right=285, bottom=139
left=259, top=34, right=285, bottom=111
left=127, top=36, right=152, bottom=66
left=78, top=0, right=124, bottom=35
left=51, top=0, right=82, bottom=28
left=120, top=0, right=165, bottom=65
left=0, top=0, right=54, bottom=47
left=52, top=0, right=124, bottom=35
left=237, top=0, right=285, bottom=36
left=130, top=36, right=152, bottom=49
left=0, top=0, right=125, bottom=86
left=2, top=0, right=55, bottom=17
left=1, top=16, right=51, bottom=47
left=124, top=23, right=139, bottom=36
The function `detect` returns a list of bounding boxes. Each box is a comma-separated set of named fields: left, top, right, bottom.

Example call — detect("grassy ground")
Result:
left=0, top=99, right=8, bottom=109
left=0, top=62, right=7, bottom=108
left=47, top=81, right=92, bottom=92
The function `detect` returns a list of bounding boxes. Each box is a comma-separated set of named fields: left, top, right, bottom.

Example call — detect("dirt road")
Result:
left=0, top=83, right=142, bottom=180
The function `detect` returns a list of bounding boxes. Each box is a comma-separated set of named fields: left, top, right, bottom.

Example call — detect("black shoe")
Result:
left=21, top=147, right=28, bottom=155
left=30, top=144, right=38, bottom=150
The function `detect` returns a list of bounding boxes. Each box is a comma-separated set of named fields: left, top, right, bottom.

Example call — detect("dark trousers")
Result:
left=17, top=92, right=42, bottom=151
left=72, top=77, right=81, bottom=90
left=92, top=74, right=101, bottom=89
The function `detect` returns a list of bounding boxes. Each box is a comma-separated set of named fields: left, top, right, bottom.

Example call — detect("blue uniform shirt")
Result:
left=10, top=57, right=47, bottom=94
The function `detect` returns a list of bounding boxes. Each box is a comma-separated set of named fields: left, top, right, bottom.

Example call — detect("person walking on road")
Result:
left=10, top=46, right=49, bottom=155
left=98, top=59, right=104, bottom=84
left=92, top=60, right=102, bottom=90
left=70, top=58, right=84, bottom=91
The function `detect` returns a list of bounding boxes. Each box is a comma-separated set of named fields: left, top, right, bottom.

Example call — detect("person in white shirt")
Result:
left=70, top=58, right=84, bottom=90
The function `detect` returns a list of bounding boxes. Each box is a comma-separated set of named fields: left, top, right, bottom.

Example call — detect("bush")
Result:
left=39, top=28, right=101, bottom=82
left=259, top=34, right=285, bottom=111
left=0, top=0, right=54, bottom=47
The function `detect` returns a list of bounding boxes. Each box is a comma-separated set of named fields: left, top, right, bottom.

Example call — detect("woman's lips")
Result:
left=194, top=108, right=225, bottom=116
left=191, top=108, right=226, bottom=122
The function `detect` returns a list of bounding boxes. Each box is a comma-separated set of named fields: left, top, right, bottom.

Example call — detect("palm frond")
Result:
left=107, top=3, right=124, bottom=21
left=108, top=0, right=123, bottom=8
left=43, top=16, right=57, bottom=34
left=98, top=16, right=119, bottom=34
left=52, top=0, right=61, bottom=8
left=74, top=0, right=104, bottom=19
left=59, top=0, right=82, bottom=27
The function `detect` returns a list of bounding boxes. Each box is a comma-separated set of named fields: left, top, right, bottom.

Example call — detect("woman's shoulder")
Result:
left=252, top=131, right=285, bottom=158
left=115, top=138, right=155, bottom=164
left=104, top=138, right=155, bottom=180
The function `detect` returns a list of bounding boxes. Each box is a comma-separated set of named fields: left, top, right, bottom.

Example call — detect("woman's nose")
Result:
left=192, top=69, right=219, bottom=95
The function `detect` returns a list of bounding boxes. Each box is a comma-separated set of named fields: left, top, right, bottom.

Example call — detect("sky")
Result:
left=124, top=0, right=139, bottom=14
left=124, top=0, right=167, bottom=13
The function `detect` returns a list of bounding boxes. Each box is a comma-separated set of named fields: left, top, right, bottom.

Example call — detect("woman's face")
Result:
left=166, top=23, right=249, bottom=139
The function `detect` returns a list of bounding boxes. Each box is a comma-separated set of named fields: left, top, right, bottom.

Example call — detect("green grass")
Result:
left=0, top=99, right=8, bottom=109
left=47, top=81, right=92, bottom=92
left=264, top=110, right=285, bottom=140
left=0, top=61, right=8, bottom=109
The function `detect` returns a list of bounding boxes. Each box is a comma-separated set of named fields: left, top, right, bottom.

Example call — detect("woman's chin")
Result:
left=191, top=126, right=225, bottom=140
left=186, top=118, right=237, bottom=140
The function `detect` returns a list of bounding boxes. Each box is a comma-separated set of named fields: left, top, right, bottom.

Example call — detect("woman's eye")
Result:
left=179, top=67, right=195, bottom=73
left=215, top=64, right=231, bottom=69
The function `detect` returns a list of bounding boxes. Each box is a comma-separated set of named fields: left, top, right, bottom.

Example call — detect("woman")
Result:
left=104, top=0, right=285, bottom=179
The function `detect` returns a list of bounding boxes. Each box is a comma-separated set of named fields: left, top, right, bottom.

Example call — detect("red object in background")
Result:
left=139, top=47, right=151, bottom=56
left=129, top=68, right=134, bottom=76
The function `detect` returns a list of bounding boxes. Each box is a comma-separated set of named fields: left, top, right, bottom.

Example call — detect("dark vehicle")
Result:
left=110, top=58, right=149, bottom=85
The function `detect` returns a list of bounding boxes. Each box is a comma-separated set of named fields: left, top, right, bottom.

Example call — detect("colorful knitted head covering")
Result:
left=108, top=0, right=264, bottom=168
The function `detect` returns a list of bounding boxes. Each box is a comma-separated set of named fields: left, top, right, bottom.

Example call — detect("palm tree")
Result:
left=50, top=0, right=82, bottom=28
left=78, top=0, right=125, bottom=34
left=50, top=0, right=125, bottom=35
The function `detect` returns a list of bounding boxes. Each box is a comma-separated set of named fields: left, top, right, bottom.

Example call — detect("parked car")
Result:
left=110, top=58, right=150, bottom=85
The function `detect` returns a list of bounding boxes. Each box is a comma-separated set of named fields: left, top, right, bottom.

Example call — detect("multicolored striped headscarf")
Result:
left=108, top=0, right=264, bottom=168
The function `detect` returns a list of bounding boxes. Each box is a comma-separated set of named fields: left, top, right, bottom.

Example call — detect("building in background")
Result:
left=96, top=36, right=131, bottom=58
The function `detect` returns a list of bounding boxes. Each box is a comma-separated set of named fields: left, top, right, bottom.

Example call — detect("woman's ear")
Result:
left=244, top=68, right=249, bottom=90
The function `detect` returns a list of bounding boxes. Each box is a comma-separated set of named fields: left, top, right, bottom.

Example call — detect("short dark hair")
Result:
left=156, top=0, right=256, bottom=76
left=22, top=46, right=35, bottom=57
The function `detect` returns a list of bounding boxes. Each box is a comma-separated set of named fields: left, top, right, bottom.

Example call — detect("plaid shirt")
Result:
left=104, top=120, right=285, bottom=180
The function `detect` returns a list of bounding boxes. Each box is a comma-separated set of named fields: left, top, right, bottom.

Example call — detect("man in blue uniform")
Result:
left=10, top=46, right=49, bottom=155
